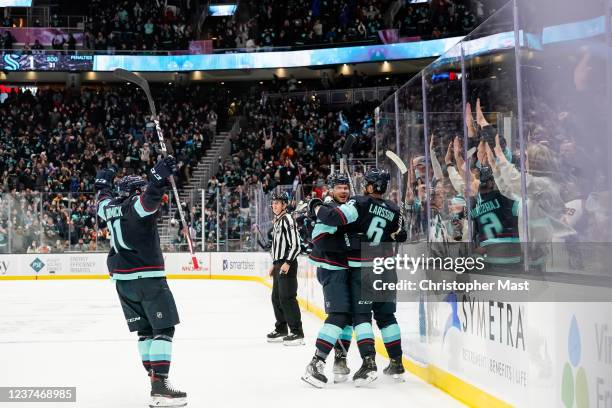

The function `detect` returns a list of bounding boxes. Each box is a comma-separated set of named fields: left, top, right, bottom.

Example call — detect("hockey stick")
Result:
left=336, top=134, right=357, bottom=359
left=385, top=150, right=409, bottom=247
left=385, top=150, right=408, bottom=206
left=253, top=224, right=269, bottom=251
left=341, top=134, right=356, bottom=194
left=113, top=68, right=199, bottom=270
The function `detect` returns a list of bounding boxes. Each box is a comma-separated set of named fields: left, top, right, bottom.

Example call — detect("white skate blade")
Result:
left=267, top=337, right=285, bottom=343
left=283, top=338, right=305, bottom=346
left=354, top=372, right=378, bottom=388
left=301, top=373, right=326, bottom=389
left=149, top=396, right=187, bottom=408
left=333, top=373, right=349, bottom=383
left=387, top=373, right=406, bottom=382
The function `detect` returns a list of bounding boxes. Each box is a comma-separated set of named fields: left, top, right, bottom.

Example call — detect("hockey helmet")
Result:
left=364, top=168, right=390, bottom=194
left=271, top=191, right=290, bottom=204
left=117, top=175, right=147, bottom=196
left=327, top=172, right=350, bottom=188
left=479, top=166, right=494, bottom=184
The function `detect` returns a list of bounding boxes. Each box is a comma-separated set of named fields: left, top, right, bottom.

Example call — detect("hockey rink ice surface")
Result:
left=1, top=279, right=464, bottom=408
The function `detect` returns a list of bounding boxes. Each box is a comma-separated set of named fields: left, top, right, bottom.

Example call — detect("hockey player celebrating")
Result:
left=95, top=157, right=187, bottom=408
left=302, top=173, right=354, bottom=388
left=306, top=168, right=407, bottom=387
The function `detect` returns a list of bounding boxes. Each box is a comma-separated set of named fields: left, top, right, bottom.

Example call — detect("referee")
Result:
left=266, top=191, right=304, bottom=346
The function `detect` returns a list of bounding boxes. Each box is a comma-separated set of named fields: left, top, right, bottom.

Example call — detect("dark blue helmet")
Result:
left=271, top=191, right=290, bottom=203
left=116, top=175, right=147, bottom=196
left=364, top=168, right=390, bottom=194
left=327, top=172, right=350, bottom=188
left=479, top=166, right=494, bottom=184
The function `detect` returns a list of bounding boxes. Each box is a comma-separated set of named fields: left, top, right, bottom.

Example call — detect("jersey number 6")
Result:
left=367, top=216, right=387, bottom=245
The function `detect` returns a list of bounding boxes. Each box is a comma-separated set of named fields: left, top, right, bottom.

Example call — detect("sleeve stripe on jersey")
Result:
left=334, top=207, right=347, bottom=224
left=115, top=265, right=165, bottom=272
left=339, top=203, right=358, bottom=223
left=134, top=195, right=157, bottom=217
left=97, top=198, right=111, bottom=221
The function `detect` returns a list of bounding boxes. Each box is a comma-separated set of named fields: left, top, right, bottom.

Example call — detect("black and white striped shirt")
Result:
left=271, top=211, right=301, bottom=263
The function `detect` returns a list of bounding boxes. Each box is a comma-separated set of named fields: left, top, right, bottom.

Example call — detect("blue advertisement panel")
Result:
left=0, top=0, right=32, bottom=5
left=93, top=38, right=463, bottom=72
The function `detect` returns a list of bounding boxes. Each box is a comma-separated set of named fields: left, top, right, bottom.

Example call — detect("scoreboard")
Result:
left=0, top=53, right=94, bottom=71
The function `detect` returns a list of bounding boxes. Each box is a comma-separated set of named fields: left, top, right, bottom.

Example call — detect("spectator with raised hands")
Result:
left=485, top=133, right=574, bottom=248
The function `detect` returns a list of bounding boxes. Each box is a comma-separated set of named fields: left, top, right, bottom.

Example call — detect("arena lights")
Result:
left=208, top=4, right=237, bottom=16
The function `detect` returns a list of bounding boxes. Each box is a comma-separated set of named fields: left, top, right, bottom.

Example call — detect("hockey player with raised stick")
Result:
left=307, top=168, right=407, bottom=387
left=95, top=158, right=187, bottom=408
left=301, top=173, right=354, bottom=388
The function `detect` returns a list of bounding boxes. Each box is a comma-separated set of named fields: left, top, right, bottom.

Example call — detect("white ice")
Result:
left=0, top=280, right=464, bottom=408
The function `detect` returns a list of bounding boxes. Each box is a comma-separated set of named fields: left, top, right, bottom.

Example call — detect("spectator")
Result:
left=32, top=39, right=44, bottom=53
left=68, top=33, right=77, bottom=51
left=2, top=30, right=15, bottom=50
left=84, top=0, right=193, bottom=52
left=0, top=84, right=227, bottom=252
left=52, top=35, right=63, bottom=51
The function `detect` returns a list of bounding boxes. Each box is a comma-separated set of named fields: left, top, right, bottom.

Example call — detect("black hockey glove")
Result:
left=307, top=197, right=323, bottom=219
left=149, top=156, right=177, bottom=187
left=94, top=166, right=117, bottom=191
left=393, top=229, right=408, bottom=243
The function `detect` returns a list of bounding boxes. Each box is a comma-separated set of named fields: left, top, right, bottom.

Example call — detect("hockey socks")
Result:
left=355, top=322, right=375, bottom=358
left=381, top=323, right=402, bottom=359
left=333, top=326, right=353, bottom=384
left=315, top=323, right=343, bottom=360
left=336, top=325, right=353, bottom=354
left=149, top=334, right=173, bottom=377
left=138, top=335, right=153, bottom=373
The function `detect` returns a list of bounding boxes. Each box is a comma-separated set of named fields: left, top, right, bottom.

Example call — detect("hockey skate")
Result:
left=266, top=329, right=287, bottom=343
left=150, top=372, right=187, bottom=408
left=332, top=349, right=350, bottom=383
left=353, top=355, right=378, bottom=387
left=283, top=332, right=305, bottom=346
left=301, top=356, right=328, bottom=388
left=383, top=357, right=406, bottom=382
